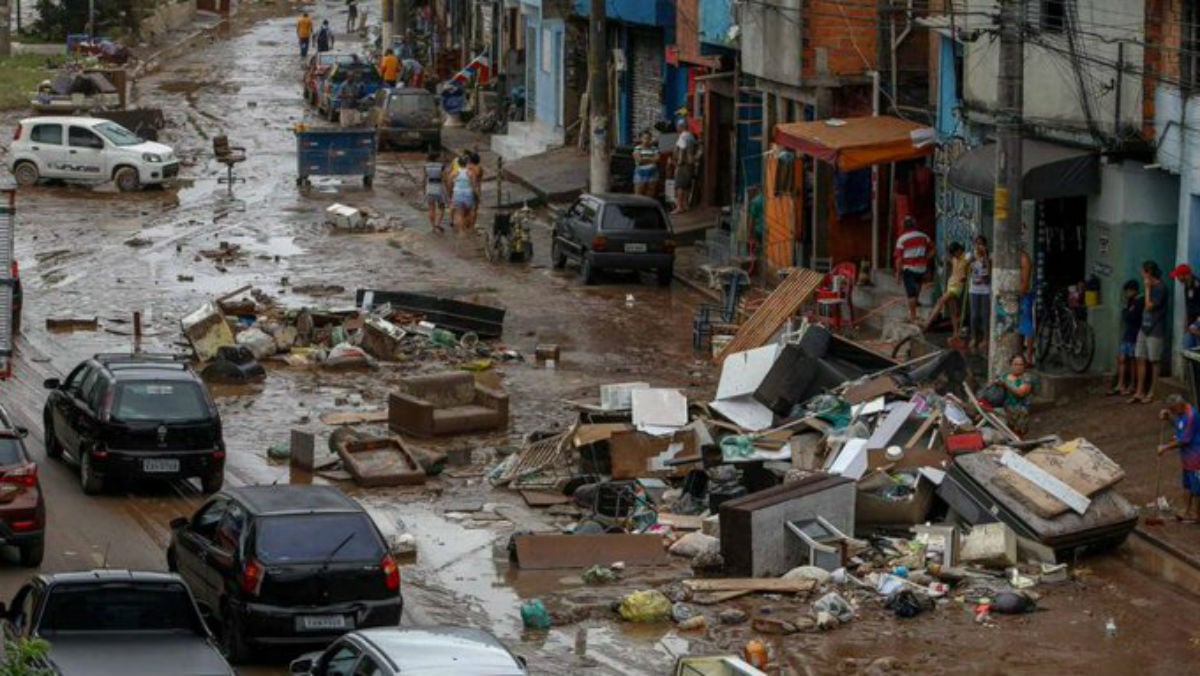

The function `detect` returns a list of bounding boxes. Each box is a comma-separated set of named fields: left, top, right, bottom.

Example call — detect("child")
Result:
left=924, top=242, right=968, bottom=338
left=967, top=235, right=991, bottom=354
left=1159, top=394, right=1200, bottom=523
left=1110, top=280, right=1142, bottom=396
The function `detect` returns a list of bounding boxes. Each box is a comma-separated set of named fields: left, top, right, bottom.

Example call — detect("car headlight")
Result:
left=143, top=153, right=163, bottom=163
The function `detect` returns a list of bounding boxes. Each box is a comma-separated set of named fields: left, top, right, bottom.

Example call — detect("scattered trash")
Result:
left=742, top=639, right=768, bottom=669
left=266, top=441, right=291, bottom=460
left=990, top=591, right=1037, bottom=615
left=668, top=532, right=718, bottom=558
left=813, top=592, right=854, bottom=624
left=1105, top=617, right=1117, bottom=638
left=618, top=590, right=672, bottom=623
left=717, top=608, right=748, bottom=624
left=884, top=589, right=933, bottom=618
left=521, top=599, right=552, bottom=630
left=676, top=614, right=707, bottom=631
left=670, top=602, right=697, bottom=623
left=782, top=565, right=832, bottom=585
left=581, top=565, right=619, bottom=585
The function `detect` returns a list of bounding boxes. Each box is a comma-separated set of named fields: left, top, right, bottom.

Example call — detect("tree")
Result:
left=0, top=637, right=53, bottom=676
left=30, top=0, right=129, bottom=40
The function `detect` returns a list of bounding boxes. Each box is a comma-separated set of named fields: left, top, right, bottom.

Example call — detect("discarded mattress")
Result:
left=356, top=289, right=505, bottom=338
left=939, top=450, right=1137, bottom=556
left=336, top=436, right=425, bottom=487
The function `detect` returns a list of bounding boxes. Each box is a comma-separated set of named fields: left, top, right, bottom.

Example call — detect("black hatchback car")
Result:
left=42, top=353, right=225, bottom=495
left=167, top=485, right=403, bottom=663
left=552, top=193, right=675, bottom=286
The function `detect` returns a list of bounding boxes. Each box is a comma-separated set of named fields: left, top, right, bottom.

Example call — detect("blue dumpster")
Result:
left=295, top=128, right=378, bottom=187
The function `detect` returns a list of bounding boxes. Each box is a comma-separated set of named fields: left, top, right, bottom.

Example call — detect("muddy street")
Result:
left=0, top=5, right=1197, bottom=676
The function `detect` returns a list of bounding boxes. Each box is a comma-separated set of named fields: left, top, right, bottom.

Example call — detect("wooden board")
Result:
left=690, top=590, right=753, bottom=605
left=319, top=410, right=389, bottom=425
left=573, top=423, right=633, bottom=447
left=844, top=375, right=900, bottom=405
left=657, top=513, right=704, bottom=531
left=609, top=430, right=696, bottom=479
left=520, top=490, right=572, bottom=507
left=681, top=578, right=817, bottom=594
left=1028, top=438, right=1125, bottom=497
left=715, top=268, right=825, bottom=363
left=513, top=534, right=668, bottom=569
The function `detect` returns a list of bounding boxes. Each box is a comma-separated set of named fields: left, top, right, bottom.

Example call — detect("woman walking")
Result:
left=450, top=153, right=475, bottom=234
left=423, top=151, right=447, bottom=234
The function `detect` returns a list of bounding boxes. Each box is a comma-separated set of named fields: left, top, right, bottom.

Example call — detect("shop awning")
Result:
left=948, top=140, right=1100, bottom=200
left=774, top=116, right=935, bottom=172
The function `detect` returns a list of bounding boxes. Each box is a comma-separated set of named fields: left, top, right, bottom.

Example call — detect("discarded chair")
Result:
left=213, top=135, right=247, bottom=194
left=692, top=268, right=749, bottom=350
left=813, top=261, right=857, bottom=331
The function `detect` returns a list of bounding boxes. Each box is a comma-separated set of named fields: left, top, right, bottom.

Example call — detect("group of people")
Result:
left=422, top=150, right=483, bottom=235
left=1111, top=261, right=1197, bottom=404
left=631, top=120, right=699, bottom=214
left=295, top=12, right=336, bottom=58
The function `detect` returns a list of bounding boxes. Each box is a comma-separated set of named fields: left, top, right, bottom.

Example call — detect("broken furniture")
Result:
left=199, top=345, right=265, bottom=383
left=180, top=301, right=235, bottom=362
left=714, top=267, right=825, bottom=362
left=357, top=289, right=505, bottom=338
left=692, top=268, right=749, bottom=351
left=787, top=516, right=854, bottom=571
left=335, top=435, right=425, bottom=487
left=812, top=261, right=857, bottom=331
left=213, top=135, right=247, bottom=194
left=720, top=472, right=856, bottom=577
left=388, top=372, right=508, bottom=437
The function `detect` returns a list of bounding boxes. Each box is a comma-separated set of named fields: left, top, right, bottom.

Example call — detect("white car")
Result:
left=9, top=116, right=178, bottom=192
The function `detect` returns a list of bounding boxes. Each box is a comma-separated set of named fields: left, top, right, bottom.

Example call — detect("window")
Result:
left=94, top=121, right=142, bottom=146
left=0, top=438, right=26, bottom=466
left=254, top=514, right=384, bottom=564
left=214, top=501, right=246, bottom=554
left=38, top=583, right=203, bottom=634
left=1186, top=0, right=1200, bottom=90
left=353, top=656, right=384, bottom=676
left=77, top=369, right=99, bottom=405
left=62, top=365, right=88, bottom=397
left=602, top=205, right=667, bottom=231
left=1040, top=0, right=1068, bottom=34
left=321, top=642, right=362, bottom=676
left=111, top=381, right=209, bottom=422
left=67, top=127, right=103, bottom=149
left=191, top=498, right=228, bottom=539
left=83, top=375, right=107, bottom=414
left=30, top=124, right=62, bottom=145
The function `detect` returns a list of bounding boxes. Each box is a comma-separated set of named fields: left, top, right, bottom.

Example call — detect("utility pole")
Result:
left=988, top=0, right=1025, bottom=379
left=382, top=0, right=393, bottom=51
left=587, top=0, right=610, bottom=194
left=0, top=0, right=11, bottom=57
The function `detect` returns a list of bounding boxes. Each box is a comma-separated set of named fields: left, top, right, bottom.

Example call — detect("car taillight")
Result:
left=212, top=448, right=226, bottom=460
left=664, top=239, right=676, bottom=254
left=591, top=236, right=608, bottom=252
left=0, top=463, right=37, bottom=488
left=10, top=261, right=17, bottom=278
left=11, top=126, right=20, bottom=141
left=241, top=558, right=264, bottom=596
left=381, top=554, right=400, bottom=591
left=10, top=520, right=37, bottom=532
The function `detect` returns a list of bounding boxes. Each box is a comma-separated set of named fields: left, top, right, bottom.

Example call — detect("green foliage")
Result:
left=0, top=55, right=57, bottom=111
left=30, top=0, right=138, bottom=41
left=0, top=637, right=53, bottom=676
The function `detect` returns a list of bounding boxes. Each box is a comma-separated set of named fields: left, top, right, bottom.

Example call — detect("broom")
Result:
left=1146, top=420, right=1172, bottom=526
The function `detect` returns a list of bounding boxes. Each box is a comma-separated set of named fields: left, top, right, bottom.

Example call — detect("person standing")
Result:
left=296, top=12, right=314, bottom=58
left=632, top=131, right=659, bottom=197
left=347, top=0, right=359, bottom=33
left=379, top=49, right=400, bottom=87
left=315, top=20, right=334, bottom=53
left=893, top=216, right=933, bottom=323
left=1131, top=260, right=1168, bottom=404
left=450, top=154, right=475, bottom=233
left=401, top=58, right=424, bottom=88
left=924, top=242, right=968, bottom=337
left=1170, top=263, right=1200, bottom=337
left=1018, top=240, right=1035, bottom=366
left=967, top=235, right=991, bottom=354
left=337, top=71, right=363, bottom=127
left=1159, top=394, right=1200, bottom=523
left=670, top=119, right=698, bottom=214
left=1109, top=280, right=1143, bottom=396
left=423, top=151, right=448, bottom=234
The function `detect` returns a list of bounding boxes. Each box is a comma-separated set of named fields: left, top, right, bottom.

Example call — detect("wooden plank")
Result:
left=514, top=534, right=668, bottom=569
left=1027, top=438, right=1124, bottom=497
left=844, top=375, right=900, bottom=405
left=715, top=268, right=825, bottom=363
left=573, top=423, right=633, bottom=447
left=681, top=578, right=817, bottom=594
left=520, top=490, right=571, bottom=507
left=866, top=402, right=916, bottom=451
left=319, top=410, right=389, bottom=425
left=999, top=449, right=1091, bottom=515
left=657, top=513, right=704, bottom=531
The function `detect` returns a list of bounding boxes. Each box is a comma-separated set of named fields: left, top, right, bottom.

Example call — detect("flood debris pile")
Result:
left=496, top=323, right=1139, bottom=656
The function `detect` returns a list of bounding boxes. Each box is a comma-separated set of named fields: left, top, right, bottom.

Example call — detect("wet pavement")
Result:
left=0, top=6, right=1196, bottom=675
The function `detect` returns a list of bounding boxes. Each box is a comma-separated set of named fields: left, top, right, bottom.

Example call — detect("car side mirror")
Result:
left=289, top=657, right=314, bottom=674
left=15, top=427, right=27, bottom=438
left=43, top=378, right=60, bottom=390
left=170, top=516, right=189, bottom=530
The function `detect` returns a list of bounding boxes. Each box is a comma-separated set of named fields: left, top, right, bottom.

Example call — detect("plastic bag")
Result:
left=884, top=589, right=933, bottom=618
left=521, top=599, right=552, bottom=629
left=812, top=592, right=854, bottom=623
left=618, top=590, right=672, bottom=623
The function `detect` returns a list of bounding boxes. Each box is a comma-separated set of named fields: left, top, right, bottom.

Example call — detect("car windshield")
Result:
left=388, top=94, right=436, bottom=114
left=602, top=205, right=667, bottom=231
left=38, top=583, right=203, bottom=634
left=0, top=437, right=24, bottom=465
left=255, top=514, right=384, bottom=564
left=333, top=65, right=382, bottom=85
left=94, top=121, right=142, bottom=146
left=111, top=381, right=209, bottom=423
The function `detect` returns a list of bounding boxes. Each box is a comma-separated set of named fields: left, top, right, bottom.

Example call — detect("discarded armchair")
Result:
left=388, top=372, right=509, bottom=437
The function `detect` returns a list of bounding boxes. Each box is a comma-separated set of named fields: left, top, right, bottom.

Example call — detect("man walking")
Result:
left=1131, top=260, right=1168, bottom=404
left=893, top=216, right=933, bottom=323
left=297, top=12, right=313, bottom=58
left=347, top=0, right=359, bottom=33
left=1159, top=394, right=1200, bottom=523
left=379, top=49, right=400, bottom=87
left=315, top=19, right=334, bottom=53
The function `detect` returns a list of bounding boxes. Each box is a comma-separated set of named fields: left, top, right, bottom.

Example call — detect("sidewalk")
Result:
left=503, top=145, right=589, bottom=203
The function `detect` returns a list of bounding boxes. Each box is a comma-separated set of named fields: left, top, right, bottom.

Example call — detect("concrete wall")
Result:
left=1086, top=161, right=1180, bottom=369
left=963, top=0, right=1145, bottom=143
left=741, top=0, right=800, bottom=86
left=140, top=0, right=198, bottom=44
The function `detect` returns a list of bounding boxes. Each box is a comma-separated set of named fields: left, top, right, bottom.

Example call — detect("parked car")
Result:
left=9, top=116, right=179, bottom=192
left=0, top=404, right=42, bottom=567
left=318, top=62, right=385, bottom=121
left=42, top=353, right=225, bottom=495
left=289, top=627, right=527, bottom=676
left=371, top=87, right=442, bottom=150
left=552, top=193, right=676, bottom=286
left=167, top=485, right=403, bottom=663
left=0, top=570, right=234, bottom=675
left=304, top=52, right=358, bottom=105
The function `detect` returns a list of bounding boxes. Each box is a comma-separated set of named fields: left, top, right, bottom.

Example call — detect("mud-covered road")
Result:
left=0, top=4, right=1196, bottom=675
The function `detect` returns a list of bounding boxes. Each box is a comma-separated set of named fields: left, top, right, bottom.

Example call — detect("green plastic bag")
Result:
left=618, top=590, right=672, bottom=623
left=521, top=598, right=551, bottom=629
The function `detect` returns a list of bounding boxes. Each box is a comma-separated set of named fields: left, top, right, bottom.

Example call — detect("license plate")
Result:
left=142, top=458, right=180, bottom=473
left=624, top=243, right=647, bottom=253
left=298, top=615, right=348, bottom=631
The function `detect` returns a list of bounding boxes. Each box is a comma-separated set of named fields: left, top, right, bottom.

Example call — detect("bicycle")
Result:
left=1035, top=286, right=1096, bottom=373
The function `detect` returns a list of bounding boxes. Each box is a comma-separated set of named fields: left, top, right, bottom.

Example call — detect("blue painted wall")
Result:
left=699, top=0, right=735, bottom=47
left=573, top=0, right=675, bottom=27
left=534, top=19, right=565, bottom=127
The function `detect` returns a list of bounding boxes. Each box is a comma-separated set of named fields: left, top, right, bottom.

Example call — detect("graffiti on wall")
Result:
left=933, top=137, right=981, bottom=257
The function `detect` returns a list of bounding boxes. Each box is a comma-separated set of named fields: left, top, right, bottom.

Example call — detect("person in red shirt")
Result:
left=1159, top=394, right=1200, bottom=522
left=893, top=217, right=933, bottom=323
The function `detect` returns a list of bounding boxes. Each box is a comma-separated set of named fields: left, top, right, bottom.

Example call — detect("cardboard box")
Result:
left=855, top=474, right=935, bottom=528
left=608, top=429, right=697, bottom=479
left=600, top=382, right=650, bottom=411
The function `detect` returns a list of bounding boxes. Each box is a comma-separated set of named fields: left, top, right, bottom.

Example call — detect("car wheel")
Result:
left=80, top=450, right=104, bottom=495
left=18, top=539, right=44, bottom=568
left=43, top=412, right=63, bottom=460
left=221, top=603, right=248, bottom=664
left=201, top=469, right=224, bottom=494
left=657, top=266, right=674, bottom=287
left=114, top=166, right=140, bottom=192
left=552, top=239, right=567, bottom=269
left=581, top=253, right=599, bottom=285
left=12, top=162, right=38, bottom=187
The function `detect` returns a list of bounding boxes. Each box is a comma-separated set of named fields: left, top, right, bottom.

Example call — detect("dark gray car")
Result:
left=552, top=193, right=675, bottom=286
left=0, top=569, right=233, bottom=676
left=372, top=88, right=442, bottom=150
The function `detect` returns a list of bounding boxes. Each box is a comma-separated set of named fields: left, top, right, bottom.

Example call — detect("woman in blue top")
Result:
left=632, top=131, right=659, bottom=197
left=994, top=354, right=1035, bottom=435
left=450, top=153, right=475, bottom=233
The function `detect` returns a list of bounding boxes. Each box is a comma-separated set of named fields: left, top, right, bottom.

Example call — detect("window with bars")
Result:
left=1041, top=0, right=1068, bottom=34
left=1185, top=0, right=1200, bottom=90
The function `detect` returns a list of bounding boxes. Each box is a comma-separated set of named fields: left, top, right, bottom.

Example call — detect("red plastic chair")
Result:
left=814, top=261, right=857, bottom=330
